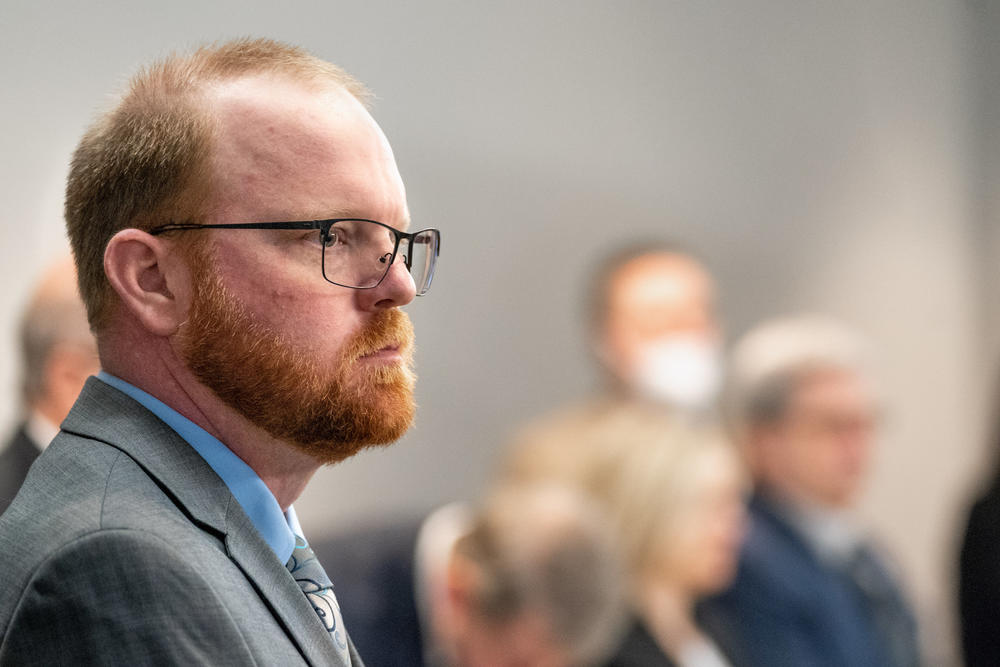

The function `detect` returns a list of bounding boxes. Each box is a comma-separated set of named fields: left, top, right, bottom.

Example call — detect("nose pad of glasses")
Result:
left=379, top=252, right=392, bottom=265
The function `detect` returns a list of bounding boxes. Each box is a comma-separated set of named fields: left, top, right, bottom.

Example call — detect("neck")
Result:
left=100, top=327, right=321, bottom=510
left=635, top=575, right=701, bottom=657
left=32, top=398, right=67, bottom=428
left=757, top=481, right=851, bottom=515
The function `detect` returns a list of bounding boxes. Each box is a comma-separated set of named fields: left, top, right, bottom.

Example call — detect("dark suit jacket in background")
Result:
left=959, top=484, right=1000, bottom=667
left=699, top=493, right=919, bottom=667
left=0, top=378, right=363, bottom=666
left=604, top=617, right=677, bottom=667
left=312, top=519, right=426, bottom=667
left=0, top=425, right=39, bottom=517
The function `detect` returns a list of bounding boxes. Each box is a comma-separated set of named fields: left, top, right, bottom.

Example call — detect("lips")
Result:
left=359, top=342, right=403, bottom=360
left=346, top=310, right=415, bottom=364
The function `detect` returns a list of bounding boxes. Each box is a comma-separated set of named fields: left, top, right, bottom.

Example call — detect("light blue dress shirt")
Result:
left=97, top=371, right=302, bottom=564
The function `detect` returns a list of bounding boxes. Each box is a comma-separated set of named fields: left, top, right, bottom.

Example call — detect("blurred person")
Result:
left=511, top=403, right=746, bottom=666
left=0, top=38, right=440, bottom=665
left=503, top=243, right=722, bottom=482
left=701, top=315, right=920, bottom=667
left=601, top=421, right=746, bottom=667
left=547, top=241, right=722, bottom=420
left=591, top=243, right=722, bottom=414
left=957, top=373, right=1000, bottom=666
left=0, top=256, right=97, bottom=515
left=313, top=484, right=627, bottom=667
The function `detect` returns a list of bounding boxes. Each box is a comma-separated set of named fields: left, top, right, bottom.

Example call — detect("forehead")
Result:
left=608, top=253, right=713, bottom=314
left=203, top=74, right=408, bottom=225
left=790, top=367, right=876, bottom=411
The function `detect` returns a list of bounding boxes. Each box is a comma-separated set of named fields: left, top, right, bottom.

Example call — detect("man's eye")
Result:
left=321, top=230, right=340, bottom=248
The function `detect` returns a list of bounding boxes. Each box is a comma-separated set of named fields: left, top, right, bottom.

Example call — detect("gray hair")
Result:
left=726, top=314, right=870, bottom=432
left=454, top=483, right=627, bottom=666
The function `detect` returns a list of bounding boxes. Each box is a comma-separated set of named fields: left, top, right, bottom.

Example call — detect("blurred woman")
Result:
left=502, top=403, right=746, bottom=666
left=599, top=415, right=746, bottom=667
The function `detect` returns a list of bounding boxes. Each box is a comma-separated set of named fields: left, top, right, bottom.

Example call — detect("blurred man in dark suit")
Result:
left=0, top=257, right=97, bottom=515
left=701, top=315, right=920, bottom=667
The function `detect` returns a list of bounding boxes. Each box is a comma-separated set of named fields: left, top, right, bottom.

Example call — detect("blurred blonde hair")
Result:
left=503, top=401, right=741, bottom=581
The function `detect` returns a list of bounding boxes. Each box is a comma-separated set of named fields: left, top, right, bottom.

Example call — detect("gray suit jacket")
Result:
left=0, top=377, right=364, bottom=666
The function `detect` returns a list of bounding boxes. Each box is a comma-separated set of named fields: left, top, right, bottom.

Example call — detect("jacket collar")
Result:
left=62, top=377, right=231, bottom=535
left=60, top=377, right=349, bottom=666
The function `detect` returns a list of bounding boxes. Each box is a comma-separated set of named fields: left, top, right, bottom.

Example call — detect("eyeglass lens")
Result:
left=320, top=220, right=438, bottom=295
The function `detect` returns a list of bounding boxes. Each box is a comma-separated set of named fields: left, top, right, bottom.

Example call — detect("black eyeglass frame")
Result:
left=148, top=218, right=441, bottom=295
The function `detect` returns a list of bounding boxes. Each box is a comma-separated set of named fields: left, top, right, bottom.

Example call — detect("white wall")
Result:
left=976, top=0, right=1000, bottom=362
left=1, top=2, right=992, bottom=662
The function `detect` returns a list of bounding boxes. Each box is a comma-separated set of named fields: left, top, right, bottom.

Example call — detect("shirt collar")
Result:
left=96, top=371, right=300, bottom=563
left=761, top=489, right=864, bottom=565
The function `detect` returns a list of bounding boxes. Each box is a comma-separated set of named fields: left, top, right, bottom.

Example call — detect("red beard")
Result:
left=180, top=257, right=416, bottom=465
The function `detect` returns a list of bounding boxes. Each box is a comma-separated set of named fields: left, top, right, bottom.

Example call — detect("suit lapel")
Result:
left=60, top=378, right=348, bottom=667
left=224, top=499, right=345, bottom=667
left=61, top=379, right=232, bottom=535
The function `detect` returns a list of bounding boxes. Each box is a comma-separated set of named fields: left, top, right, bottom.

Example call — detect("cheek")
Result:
left=783, top=431, right=832, bottom=478
left=814, top=436, right=860, bottom=478
left=654, top=519, right=703, bottom=574
left=666, top=502, right=744, bottom=575
left=212, top=251, right=361, bottom=356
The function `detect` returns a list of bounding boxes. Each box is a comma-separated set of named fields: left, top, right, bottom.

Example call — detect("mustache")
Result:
left=343, top=309, right=415, bottom=363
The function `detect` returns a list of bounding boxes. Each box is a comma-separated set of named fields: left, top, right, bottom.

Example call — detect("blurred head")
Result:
left=728, top=315, right=879, bottom=509
left=590, top=244, right=721, bottom=411
left=19, top=257, right=99, bottom=425
left=580, top=409, right=746, bottom=599
left=445, top=484, right=626, bottom=667
left=67, top=39, right=422, bottom=463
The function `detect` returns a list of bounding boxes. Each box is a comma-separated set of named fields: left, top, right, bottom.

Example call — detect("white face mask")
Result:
left=629, top=336, right=723, bottom=412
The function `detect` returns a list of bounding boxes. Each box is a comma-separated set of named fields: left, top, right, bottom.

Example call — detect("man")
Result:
left=502, top=242, right=722, bottom=482
left=700, top=315, right=920, bottom=667
left=0, top=257, right=98, bottom=516
left=0, top=38, right=440, bottom=666
left=313, top=484, right=626, bottom=667
left=590, top=243, right=722, bottom=413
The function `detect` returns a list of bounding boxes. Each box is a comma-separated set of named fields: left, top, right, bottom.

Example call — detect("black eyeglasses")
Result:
left=149, top=219, right=441, bottom=296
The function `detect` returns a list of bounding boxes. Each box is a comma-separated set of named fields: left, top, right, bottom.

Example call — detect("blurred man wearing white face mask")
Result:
left=595, top=246, right=722, bottom=415
left=500, top=243, right=724, bottom=485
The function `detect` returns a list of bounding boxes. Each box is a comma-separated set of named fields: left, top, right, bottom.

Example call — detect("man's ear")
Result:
left=744, top=423, right=781, bottom=476
left=104, top=228, right=188, bottom=336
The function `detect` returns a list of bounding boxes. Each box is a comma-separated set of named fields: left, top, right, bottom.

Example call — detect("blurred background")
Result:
left=2, top=0, right=998, bottom=663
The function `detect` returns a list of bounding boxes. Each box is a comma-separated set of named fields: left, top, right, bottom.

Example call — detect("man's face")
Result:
left=174, top=75, right=418, bottom=463
left=601, top=253, right=721, bottom=406
left=604, top=253, right=717, bottom=360
left=757, top=369, right=878, bottom=508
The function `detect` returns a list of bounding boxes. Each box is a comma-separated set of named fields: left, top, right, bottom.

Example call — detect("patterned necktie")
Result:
left=286, top=535, right=352, bottom=665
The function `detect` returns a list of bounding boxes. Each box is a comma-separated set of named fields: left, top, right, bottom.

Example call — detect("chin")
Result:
left=695, top=559, right=739, bottom=594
